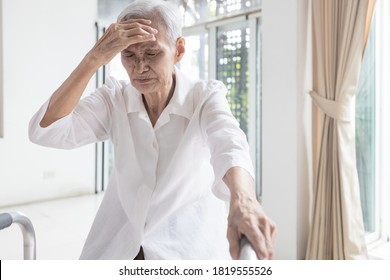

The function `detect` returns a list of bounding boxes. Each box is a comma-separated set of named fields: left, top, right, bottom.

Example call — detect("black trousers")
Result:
left=133, top=246, right=145, bottom=260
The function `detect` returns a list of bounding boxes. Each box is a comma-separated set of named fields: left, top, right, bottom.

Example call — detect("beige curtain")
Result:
left=306, top=0, right=375, bottom=259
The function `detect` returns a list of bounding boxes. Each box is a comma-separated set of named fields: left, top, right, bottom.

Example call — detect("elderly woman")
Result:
left=29, top=0, right=276, bottom=260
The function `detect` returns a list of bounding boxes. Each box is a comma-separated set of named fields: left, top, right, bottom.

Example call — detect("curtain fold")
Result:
left=306, top=0, right=374, bottom=259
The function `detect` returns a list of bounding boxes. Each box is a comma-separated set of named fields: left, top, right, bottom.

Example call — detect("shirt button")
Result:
left=152, top=140, right=158, bottom=149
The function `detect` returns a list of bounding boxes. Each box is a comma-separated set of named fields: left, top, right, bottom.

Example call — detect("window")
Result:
left=179, top=33, right=209, bottom=80
left=356, top=14, right=376, bottom=235
left=217, top=25, right=250, bottom=135
left=181, top=0, right=261, bottom=26
left=356, top=0, right=390, bottom=248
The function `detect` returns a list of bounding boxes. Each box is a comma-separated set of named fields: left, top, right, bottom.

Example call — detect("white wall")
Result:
left=0, top=0, right=3, bottom=138
left=0, top=0, right=98, bottom=207
left=262, top=0, right=312, bottom=259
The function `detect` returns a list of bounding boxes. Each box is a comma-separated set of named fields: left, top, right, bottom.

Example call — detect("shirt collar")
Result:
left=123, top=67, right=195, bottom=120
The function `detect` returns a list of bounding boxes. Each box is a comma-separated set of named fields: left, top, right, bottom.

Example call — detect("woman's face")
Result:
left=121, top=23, right=179, bottom=95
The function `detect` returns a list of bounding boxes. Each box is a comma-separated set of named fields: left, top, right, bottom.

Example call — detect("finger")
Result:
left=227, top=229, right=241, bottom=260
left=244, top=227, right=270, bottom=260
left=270, top=220, right=277, bottom=245
left=118, top=18, right=152, bottom=25
left=109, top=26, right=155, bottom=48
left=119, top=22, right=158, bottom=35
left=255, top=214, right=276, bottom=256
left=123, top=33, right=156, bottom=47
left=261, top=221, right=276, bottom=259
left=116, top=22, right=158, bottom=44
left=121, top=25, right=158, bottom=37
left=118, top=20, right=158, bottom=37
left=107, top=21, right=154, bottom=38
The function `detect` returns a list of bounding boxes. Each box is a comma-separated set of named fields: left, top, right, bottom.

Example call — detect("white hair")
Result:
left=117, top=0, right=183, bottom=46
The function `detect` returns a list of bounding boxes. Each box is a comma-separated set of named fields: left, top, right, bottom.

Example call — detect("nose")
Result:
left=134, top=58, right=149, bottom=74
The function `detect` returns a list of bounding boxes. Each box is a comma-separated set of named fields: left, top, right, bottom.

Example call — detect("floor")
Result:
left=0, top=193, right=104, bottom=260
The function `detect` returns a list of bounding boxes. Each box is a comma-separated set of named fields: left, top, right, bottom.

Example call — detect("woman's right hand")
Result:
left=86, top=19, right=158, bottom=66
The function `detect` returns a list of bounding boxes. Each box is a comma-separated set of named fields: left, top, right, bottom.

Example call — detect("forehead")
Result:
left=125, top=31, right=173, bottom=52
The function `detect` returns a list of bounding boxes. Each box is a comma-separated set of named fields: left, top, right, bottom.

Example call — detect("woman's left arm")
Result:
left=223, top=167, right=277, bottom=260
left=199, top=80, right=276, bottom=259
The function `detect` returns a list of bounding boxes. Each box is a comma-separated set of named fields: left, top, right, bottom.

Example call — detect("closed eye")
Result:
left=146, top=52, right=158, bottom=57
left=122, top=51, right=134, bottom=57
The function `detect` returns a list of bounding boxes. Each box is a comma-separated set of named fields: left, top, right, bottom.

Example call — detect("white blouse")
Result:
left=29, top=68, right=254, bottom=260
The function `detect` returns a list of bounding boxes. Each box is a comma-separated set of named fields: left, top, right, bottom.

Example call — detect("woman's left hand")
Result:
left=223, top=167, right=277, bottom=260
left=227, top=194, right=276, bottom=259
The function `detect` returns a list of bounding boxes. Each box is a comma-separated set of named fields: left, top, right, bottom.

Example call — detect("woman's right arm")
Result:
left=39, top=19, right=158, bottom=128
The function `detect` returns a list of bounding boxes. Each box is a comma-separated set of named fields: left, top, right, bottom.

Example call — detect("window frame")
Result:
left=375, top=0, right=390, bottom=245
left=366, top=0, right=390, bottom=251
left=95, top=23, right=110, bottom=193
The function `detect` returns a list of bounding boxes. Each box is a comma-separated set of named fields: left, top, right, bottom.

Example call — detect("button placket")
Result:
left=152, top=139, right=158, bottom=150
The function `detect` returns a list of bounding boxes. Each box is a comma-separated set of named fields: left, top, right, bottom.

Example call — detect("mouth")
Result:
left=133, top=78, right=156, bottom=84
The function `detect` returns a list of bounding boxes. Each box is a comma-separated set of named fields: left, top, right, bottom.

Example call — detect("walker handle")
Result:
left=239, top=235, right=259, bottom=260
left=0, top=212, right=37, bottom=260
left=0, top=213, right=13, bottom=230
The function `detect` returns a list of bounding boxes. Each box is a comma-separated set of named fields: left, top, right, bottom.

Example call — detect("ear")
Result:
left=174, top=37, right=186, bottom=63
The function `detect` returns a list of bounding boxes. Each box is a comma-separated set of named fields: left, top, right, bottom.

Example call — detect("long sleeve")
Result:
left=199, top=80, right=254, bottom=201
left=28, top=78, right=120, bottom=149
